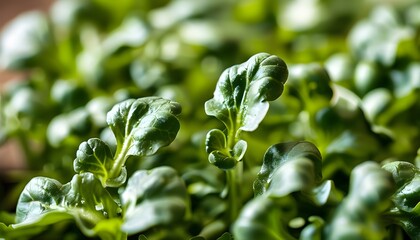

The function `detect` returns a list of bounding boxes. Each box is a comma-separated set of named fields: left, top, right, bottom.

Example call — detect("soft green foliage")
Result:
left=121, top=166, right=187, bottom=234
left=107, top=97, right=181, bottom=172
left=0, top=97, right=183, bottom=239
left=73, top=97, right=181, bottom=187
left=15, top=173, right=120, bottom=236
left=73, top=138, right=115, bottom=187
left=0, top=11, right=52, bottom=69
left=1, top=0, right=420, bottom=239
left=383, top=161, right=420, bottom=240
left=326, top=162, right=395, bottom=240
left=205, top=53, right=288, bottom=133
left=205, top=53, right=288, bottom=169
left=253, top=141, right=323, bottom=197
left=233, top=196, right=296, bottom=240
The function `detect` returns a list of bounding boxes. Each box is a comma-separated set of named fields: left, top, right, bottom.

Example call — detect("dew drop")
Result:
left=95, top=203, right=104, bottom=211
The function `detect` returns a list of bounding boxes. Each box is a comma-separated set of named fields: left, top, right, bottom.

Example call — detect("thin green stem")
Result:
left=226, top=160, right=243, bottom=224
left=109, top=138, right=132, bottom=180
left=226, top=168, right=238, bottom=224
left=225, top=118, right=245, bottom=224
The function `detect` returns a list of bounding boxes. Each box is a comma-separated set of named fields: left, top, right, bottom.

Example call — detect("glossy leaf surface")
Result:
left=205, top=53, right=288, bottom=133
left=121, top=166, right=187, bottom=234
left=106, top=97, right=181, bottom=179
left=254, top=141, right=323, bottom=197
left=73, top=138, right=117, bottom=187
left=383, top=161, right=420, bottom=239
left=15, top=173, right=120, bottom=237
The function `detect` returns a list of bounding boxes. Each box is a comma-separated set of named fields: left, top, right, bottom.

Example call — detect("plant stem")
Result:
left=109, top=138, right=132, bottom=179
left=226, top=169, right=237, bottom=224
left=226, top=161, right=243, bottom=224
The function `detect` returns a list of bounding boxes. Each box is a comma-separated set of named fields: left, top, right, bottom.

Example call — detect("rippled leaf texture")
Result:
left=107, top=97, right=181, bottom=167
left=73, top=138, right=118, bottom=187
left=205, top=53, right=288, bottom=133
left=253, top=141, right=323, bottom=197
left=121, top=166, right=187, bottom=234
left=327, top=162, right=395, bottom=240
left=14, top=173, right=120, bottom=237
left=383, top=161, right=420, bottom=239
left=73, top=97, right=181, bottom=186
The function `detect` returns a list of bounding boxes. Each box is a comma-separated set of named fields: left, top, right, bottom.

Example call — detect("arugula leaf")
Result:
left=106, top=97, right=181, bottom=179
left=120, top=166, right=187, bottom=234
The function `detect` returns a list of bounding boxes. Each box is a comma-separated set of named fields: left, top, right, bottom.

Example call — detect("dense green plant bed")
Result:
left=1, top=0, right=420, bottom=239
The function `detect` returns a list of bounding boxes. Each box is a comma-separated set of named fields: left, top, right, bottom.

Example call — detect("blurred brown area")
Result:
left=0, top=0, right=53, bottom=88
left=0, top=0, right=53, bottom=170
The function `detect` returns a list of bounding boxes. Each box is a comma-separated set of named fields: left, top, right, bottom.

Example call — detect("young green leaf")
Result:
left=205, top=53, right=288, bottom=133
left=253, top=141, right=323, bottom=197
left=205, top=129, right=240, bottom=170
left=382, top=161, right=420, bottom=239
left=326, top=162, right=395, bottom=240
left=15, top=177, right=67, bottom=224
left=233, top=196, right=296, bottom=240
left=15, top=173, right=121, bottom=238
left=73, top=138, right=123, bottom=187
left=47, top=108, right=92, bottom=147
left=120, top=166, right=188, bottom=235
left=287, top=63, right=333, bottom=102
left=217, top=232, right=234, bottom=240
left=2, top=212, right=73, bottom=239
left=106, top=97, right=181, bottom=179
